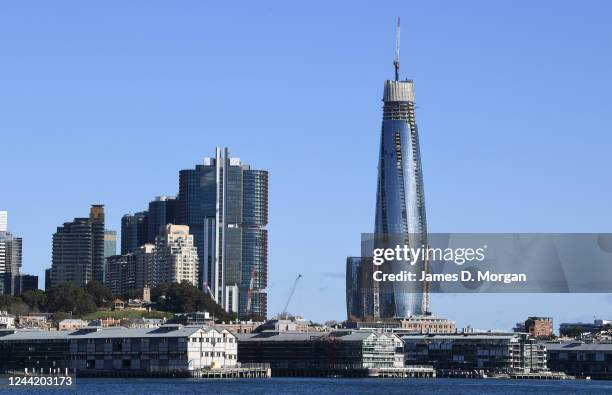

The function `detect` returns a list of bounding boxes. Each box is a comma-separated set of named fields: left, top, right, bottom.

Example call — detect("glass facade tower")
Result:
left=120, top=211, right=148, bottom=254
left=177, top=147, right=268, bottom=319
left=374, top=80, right=428, bottom=318
left=347, top=21, right=430, bottom=320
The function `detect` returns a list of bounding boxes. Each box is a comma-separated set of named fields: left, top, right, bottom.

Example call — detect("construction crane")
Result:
left=281, top=274, right=302, bottom=319
left=246, top=267, right=257, bottom=315
left=394, top=17, right=400, bottom=81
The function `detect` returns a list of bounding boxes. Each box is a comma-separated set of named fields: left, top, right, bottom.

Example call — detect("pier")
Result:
left=371, top=366, right=436, bottom=378
left=509, top=371, right=574, bottom=380
left=77, top=364, right=271, bottom=379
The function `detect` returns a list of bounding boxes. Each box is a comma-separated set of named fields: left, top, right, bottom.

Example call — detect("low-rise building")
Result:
left=121, top=317, right=166, bottom=329
left=397, top=316, right=456, bottom=334
left=58, top=319, right=88, bottom=331
left=0, top=324, right=237, bottom=373
left=89, top=317, right=122, bottom=328
left=559, top=319, right=612, bottom=337
left=0, top=311, right=15, bottom=329
left=15, top=314, right=51, bottom=330
left=522, top=317, right=553, bottom=338
left=403, top=333, right=547, bottom=374
left=253, top=317, right=311, bottom=332
left=214, top=321, right=262, bottom=334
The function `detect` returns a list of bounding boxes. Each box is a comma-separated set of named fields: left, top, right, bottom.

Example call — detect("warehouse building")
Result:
left=237, top=330, right=404, bottom=376
left=403, top=333, right=547, bottom=373
left=0, top=324, right=237, bottom=373
left=546, top=342, right=612, bottom=379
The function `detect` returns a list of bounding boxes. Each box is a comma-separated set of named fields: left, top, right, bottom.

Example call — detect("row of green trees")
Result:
left=0, top=281, right=237, bottom=322
left=0, top=281, right=111, bottom=317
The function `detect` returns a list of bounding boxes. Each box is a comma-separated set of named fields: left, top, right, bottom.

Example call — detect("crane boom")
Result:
left=394, top=17, right=400, bottom=81
left=282, top=274, right=302, bottom=317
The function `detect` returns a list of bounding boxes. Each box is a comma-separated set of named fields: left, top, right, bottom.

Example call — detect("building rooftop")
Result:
left=0, top=325, right=222, bottom=341
left=545, top=342, right=612, bottom=351
left=402, top=333, right=523, bottom=341
left=237, top=330, right=387, bottom=343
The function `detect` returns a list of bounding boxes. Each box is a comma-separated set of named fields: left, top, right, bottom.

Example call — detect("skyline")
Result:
left=2, top=1, right=612, bottom=329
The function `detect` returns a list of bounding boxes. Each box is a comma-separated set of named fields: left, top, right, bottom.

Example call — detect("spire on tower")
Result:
left=394, top=17, right=400, bottom=81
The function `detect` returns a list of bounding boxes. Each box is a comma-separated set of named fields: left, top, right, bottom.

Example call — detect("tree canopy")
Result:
left=151, top=282, right=236, bottom=322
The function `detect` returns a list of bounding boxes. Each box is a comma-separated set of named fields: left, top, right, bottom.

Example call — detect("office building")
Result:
left=148, top=196, right=177, bottom=242
left=403, top=333, right=547, bottom=373
left=104, top=230, right=117, bottom=258
left=346, top=257, right=364, bottom=321
left=121, top=211, right=148, bottom=254
left=15, top=274, right=38, bottom=293
left=48, top=205, right=105, bottom=288
left=177, top=147, right=268, bottom=319
left=152, top=224, right=198, bottom=287
left=0, top=211, right=22, bottom=295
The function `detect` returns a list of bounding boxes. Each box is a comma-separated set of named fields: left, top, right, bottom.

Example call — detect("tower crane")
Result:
left=394, top=17, right=400, bottom=81
left=246, top=267, right=257, bottom=315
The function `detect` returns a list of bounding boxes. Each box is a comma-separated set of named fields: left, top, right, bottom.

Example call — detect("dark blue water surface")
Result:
left=5, top=377, right=612, bottom=394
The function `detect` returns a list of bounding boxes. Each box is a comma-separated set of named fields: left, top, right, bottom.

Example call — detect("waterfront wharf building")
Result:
left=177, top=147, right=268, bottom=319
left=49, top=205, right=105, bottom=288
left=402, top=333, right=547, bottom=374
left=0, top=325, right=237, bottom=374
left=546, top=341, right=612, bottom=379
left=237, top=330, right=404, bottom=376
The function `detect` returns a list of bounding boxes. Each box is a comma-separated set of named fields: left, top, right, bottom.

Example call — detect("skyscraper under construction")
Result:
left=347, top=19, right=429, bottom=320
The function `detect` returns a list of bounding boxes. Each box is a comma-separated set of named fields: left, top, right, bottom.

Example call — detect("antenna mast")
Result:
left=394, top=17, right=400, bottom=81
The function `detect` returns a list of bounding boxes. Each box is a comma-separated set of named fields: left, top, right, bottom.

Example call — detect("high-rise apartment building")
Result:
left=49, top=205, right=105, bottom=288
left=0, top=227, right=22, bottom=295
left=177, top=147, right=268, bottom=319
left=0, top=211, right=7, bottom=232
left=152, top=224, right=198, bottom=287
left=104, top=244, right=154, bottom=295
left=120, top=211, right=148, bottom=254
left=347, top=19, right=429, bottom=320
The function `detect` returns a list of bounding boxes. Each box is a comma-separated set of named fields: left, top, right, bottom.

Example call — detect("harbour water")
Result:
left=5, top=377, right=612, bottom=394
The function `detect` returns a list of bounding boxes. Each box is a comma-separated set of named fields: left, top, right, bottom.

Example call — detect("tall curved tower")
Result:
left=374, top=19, right=428, bottom=318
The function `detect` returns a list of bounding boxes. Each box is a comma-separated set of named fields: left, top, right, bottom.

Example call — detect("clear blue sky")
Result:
left=1, top=1, right=611, bottom=329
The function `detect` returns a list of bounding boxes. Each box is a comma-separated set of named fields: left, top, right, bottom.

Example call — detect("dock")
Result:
left=77, top=364, right=271, bottom=379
